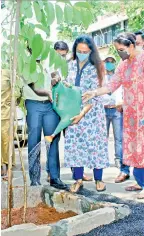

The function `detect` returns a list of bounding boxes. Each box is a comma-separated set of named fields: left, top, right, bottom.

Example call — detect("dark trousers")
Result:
left=73, top=167, right=103, bottom=181
left=25, top=100, right=60, bottom=184
left=133, top=167, right=144, bottom=189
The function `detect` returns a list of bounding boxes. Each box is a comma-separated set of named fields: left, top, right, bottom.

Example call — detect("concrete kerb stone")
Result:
left=1, top=182, right=43, bottom=209
left=1, top=181, right=8, bottom=209
left=41, top=185, right=59, bottom=207
left=41, top=186, right=131, bottom=218
left=42, top=186, right=92, bottom=214
left=50, top=207, right=116, bottom=236
left=52, top=192, right=91, bottom=214
left=104, top=202, right=131, bottom=221
left=1, top=223, right=51, bottom=236
left=1, top=204, right=130, bottom=236
left=13, top=186, right=42, bottom=208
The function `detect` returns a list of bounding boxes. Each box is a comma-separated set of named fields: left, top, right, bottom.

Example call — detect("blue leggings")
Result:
left=73, top=167, right=103, bottom=181
left=133, top=167, right=144, bottom=189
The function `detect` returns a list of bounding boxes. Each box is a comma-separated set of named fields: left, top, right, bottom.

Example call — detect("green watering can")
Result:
left=45, top=81, right=82, bottom=142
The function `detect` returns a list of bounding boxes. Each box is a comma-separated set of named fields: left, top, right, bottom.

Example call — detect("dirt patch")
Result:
left=1, top=203, right=77, bottom=230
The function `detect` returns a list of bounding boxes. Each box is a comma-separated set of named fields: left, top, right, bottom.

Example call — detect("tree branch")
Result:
left=1, top=6, right=15, bottom=26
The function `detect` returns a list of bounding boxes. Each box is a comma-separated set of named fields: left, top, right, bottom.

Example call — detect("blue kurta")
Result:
left=64, top=60, right=109, bottom=169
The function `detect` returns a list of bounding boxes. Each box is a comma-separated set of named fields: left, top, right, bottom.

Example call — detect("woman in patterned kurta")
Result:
left=83, top=33, right=144, bottom=199
left=64, top=35, right=109, bottom=193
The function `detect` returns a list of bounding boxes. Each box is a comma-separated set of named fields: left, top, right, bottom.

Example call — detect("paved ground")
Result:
left=78, top=191, right=144, bottom=236
left=2, top=129, right=144, bottom=235
left=12, top=132, right=143, bottom=202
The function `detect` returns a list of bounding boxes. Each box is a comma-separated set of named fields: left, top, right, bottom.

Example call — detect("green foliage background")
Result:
left=1, top=0, right=94, bottom=83
left=1, top=0, right=144, bottom=78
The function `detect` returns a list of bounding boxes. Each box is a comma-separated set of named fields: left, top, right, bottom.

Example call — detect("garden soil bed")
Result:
left=1, top=202, right=77, bottom=230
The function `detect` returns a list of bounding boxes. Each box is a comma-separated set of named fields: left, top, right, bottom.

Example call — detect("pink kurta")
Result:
left=107, top=52, right=144, bottom=168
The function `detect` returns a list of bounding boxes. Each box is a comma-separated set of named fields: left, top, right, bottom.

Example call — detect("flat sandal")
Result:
left=96, top=180, right=106, bottom=192
left=70, top=180, right=83, bottom=193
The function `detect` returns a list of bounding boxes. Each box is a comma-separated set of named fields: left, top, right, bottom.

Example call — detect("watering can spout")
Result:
left=45, top=119, right=70, bottom=143
left=45, top=136, right=54, bottom=143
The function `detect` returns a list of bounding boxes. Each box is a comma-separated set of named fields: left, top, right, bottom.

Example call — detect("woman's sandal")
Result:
left=1, top=166, right=6, bottom=177
left=125, top=184, right=142, bottom=192
left=70, top=180, right=83, bottom=193
left=136, top=190, right=144, bottom=199
left=96, top=180, right=106, bottom=192
left=2, top=176, right=8, bottom=181
left=47, top=174, right=50, bottom=183
left=82, top=174, right=93, bottom=181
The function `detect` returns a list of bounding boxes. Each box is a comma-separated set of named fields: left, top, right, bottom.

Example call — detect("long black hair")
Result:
left=72, top=35, right=103, bottom=87
left=114, top=32, right=136, bottom=47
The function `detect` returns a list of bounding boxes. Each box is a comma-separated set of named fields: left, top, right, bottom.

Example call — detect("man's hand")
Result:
left=51, top=72, right=61, bottom=86
left=51, top=77, right=61, bottom=86
left=48, top=91, right=52, bottom=102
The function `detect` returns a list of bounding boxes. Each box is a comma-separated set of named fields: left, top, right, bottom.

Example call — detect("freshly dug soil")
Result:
left=1, top=203, right=77, bottom=230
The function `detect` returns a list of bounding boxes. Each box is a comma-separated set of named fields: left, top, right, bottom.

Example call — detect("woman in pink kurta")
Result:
left=83, top=32, right=144, bottom=199
left=107, top=50, right=144, bottom=169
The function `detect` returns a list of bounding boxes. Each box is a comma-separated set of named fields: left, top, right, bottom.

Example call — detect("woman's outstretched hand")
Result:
left=82, top=91, right=96, bottom=103
left=70, top=114, right=83, bottom=125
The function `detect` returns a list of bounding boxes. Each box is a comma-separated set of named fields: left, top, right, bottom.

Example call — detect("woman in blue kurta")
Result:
left=64, top=35, right=109, bottom=193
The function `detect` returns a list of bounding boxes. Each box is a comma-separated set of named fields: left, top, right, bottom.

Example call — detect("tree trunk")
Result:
left=7, top=0, right=21, bottom=227
left=14, top=113, right=27, bottom=223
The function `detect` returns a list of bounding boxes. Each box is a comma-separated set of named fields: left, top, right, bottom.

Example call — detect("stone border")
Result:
left=49, top=207, right=116, bottom=236
left=1, top=224, right=51, bottom=236
left=1, top=185, right=131, bottom=236
left=41, top=185, right=131, bottom=218
left=1, top=181, right=42, bottom=209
